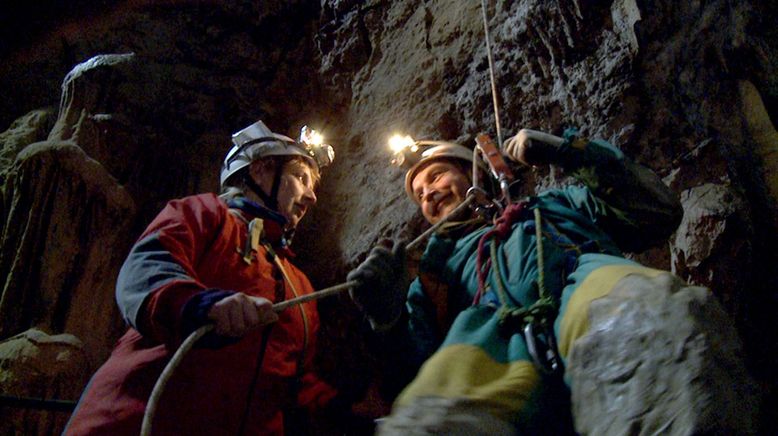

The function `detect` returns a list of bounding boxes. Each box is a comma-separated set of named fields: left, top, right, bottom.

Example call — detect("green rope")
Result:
left=490, top=240, right=510, bottom=308
left=495, top=207, right=558, bottom=333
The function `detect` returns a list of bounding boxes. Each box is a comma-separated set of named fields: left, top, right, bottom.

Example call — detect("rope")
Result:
left=140, top=324, right=214, bottom=436
left=480, top=0, right=504, bottom=149
left=138, top=283, right=356, bottom=436
left=496, top=207, right=557, bottom=333
left=473, top=201, right=527, bottom=304
left=470, top=203, right=558, bottom=336
left=406, top=194, right=476, bottom=251
left=533, top=208, right=547, bottom=300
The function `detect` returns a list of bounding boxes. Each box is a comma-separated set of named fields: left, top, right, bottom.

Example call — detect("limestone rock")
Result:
left=0, top=108, right=56, bottom=175
left=0, top=328, right=90, bottom=436
left=672, top=183, right=751, bottom=317
left=0, top=141, right=134, bottom=366
left=568, top=272, right=758, bottom=435
left=47, top=52, right=223, bottom=223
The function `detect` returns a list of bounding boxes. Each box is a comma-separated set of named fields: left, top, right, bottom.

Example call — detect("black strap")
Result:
left=244, top=162, right=283, bottom=212
left=237, top=326, right=274, bottom=436
left=245, top=176, right=275, bottom=210
left=269, top=168, right=283, bottom=211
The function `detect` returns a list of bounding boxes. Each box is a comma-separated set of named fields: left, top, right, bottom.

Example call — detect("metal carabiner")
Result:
left=523, top=322, right=563, bottom=375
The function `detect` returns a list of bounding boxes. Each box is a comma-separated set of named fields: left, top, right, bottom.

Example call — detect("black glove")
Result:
left=347, top=240, right=408, bottom=332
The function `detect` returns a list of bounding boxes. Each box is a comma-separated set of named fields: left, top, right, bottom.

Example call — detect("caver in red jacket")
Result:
left=65, top=193, right=337, bottom=435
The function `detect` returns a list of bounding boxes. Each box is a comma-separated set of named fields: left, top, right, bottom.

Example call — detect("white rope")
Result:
left=480, top=0, right=504, bottom=150
left=406, top=194, right=476, bottom=251
left=140, top=324, right=214, bottom=436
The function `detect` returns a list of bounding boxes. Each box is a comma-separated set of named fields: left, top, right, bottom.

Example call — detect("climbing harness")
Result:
left=473, top=202, right=563, bottom=375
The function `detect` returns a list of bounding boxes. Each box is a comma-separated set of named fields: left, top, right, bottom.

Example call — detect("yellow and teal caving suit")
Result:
left=378, top=135, right=683, bottom=434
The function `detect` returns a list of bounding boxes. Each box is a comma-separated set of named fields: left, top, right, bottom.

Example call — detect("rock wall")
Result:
left=0, top=0, right=775, bottom=434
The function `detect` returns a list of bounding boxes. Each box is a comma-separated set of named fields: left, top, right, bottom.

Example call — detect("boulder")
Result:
left=569, top=272, right=758, bottom=435
left=0, top=329, right=90, bottom=436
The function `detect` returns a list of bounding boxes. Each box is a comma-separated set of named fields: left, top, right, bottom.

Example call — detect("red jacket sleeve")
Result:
left=115, top=194, right=226, bottom=344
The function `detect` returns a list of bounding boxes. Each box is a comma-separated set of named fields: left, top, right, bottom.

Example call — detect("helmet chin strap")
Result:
left=244, top=164, right=283, bottom=213
left=244, top=169, right=298, bottom=246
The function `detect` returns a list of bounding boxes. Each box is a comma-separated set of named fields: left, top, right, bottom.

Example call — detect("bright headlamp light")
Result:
left=299, top=125, right=335, bottom=169
left=388, top=134, right=472, bottom=171
left=388, top=134, right=422, bottom=169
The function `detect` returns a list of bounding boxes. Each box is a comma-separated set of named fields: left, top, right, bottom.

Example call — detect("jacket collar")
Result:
left=227, top=197, right=295, bottom=255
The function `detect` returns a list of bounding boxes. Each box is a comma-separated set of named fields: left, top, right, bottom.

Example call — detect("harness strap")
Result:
left=265, top=243, right=309, bottom=382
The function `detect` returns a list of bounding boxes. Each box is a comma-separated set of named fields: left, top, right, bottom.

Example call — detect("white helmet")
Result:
left=220, top=120, right=334, bottom=189
left=394, top=140, right=485, bottom=202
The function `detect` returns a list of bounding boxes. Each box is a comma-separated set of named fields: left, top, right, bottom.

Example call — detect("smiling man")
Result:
left=409, top=159, right=471, bottom=224
left=348, top=128, right=684, bottom=435
left=66, top=120, right=341, bottom=435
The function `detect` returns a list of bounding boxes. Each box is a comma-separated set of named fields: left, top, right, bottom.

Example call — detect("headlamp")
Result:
left=388, top=134, right=421, bottom=168
left=299, top=125, right=335, bottom=169
left=388, top=134, right=470, bottom=170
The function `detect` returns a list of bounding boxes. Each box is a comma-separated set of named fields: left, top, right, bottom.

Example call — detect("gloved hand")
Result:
left=207, top=293, right=278, bottom=337
left=181, top=289, right=279, bottom=348
left=347, top=239, right=408, bottom=332
left=504, top=129, right=565, bottom=167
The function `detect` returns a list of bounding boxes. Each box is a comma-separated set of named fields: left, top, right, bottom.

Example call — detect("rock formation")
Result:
left=0, top=329, right=90, bottom=435
left=569, top=272, right=758, bottom=435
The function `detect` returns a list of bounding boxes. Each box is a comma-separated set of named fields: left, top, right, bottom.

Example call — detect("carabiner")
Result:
left=523, top=322, right=563, bottom=375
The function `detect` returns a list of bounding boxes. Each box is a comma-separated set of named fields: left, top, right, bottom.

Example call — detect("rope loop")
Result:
left=496, top=295, right=557, bottom=337
left=474, top=201, right=528, bottom=304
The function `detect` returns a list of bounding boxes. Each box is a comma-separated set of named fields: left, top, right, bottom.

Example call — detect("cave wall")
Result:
left=0, top=0, right=776, bottom=434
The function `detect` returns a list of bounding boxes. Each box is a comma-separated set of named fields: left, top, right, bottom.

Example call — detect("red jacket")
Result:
left=65, top=193, right=336, bottom=435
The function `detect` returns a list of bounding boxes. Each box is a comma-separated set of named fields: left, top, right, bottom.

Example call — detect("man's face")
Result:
left=252, top=159, right=318, bottom=228
left=410, top=160, right=470, bottom=225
